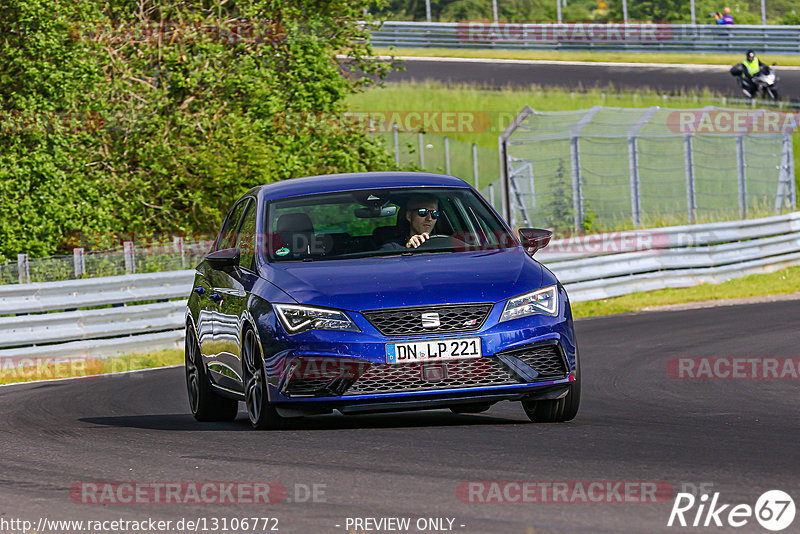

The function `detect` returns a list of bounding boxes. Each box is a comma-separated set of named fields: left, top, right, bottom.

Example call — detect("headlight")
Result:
left=499, top=285, right=558, bottom=322
left=274, top=304, right=360, bottom=334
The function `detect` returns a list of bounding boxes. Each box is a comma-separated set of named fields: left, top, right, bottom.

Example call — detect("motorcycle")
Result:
left=730, top=63, right=779, bottom=101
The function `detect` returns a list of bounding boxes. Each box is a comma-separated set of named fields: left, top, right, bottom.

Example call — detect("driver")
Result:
left=382, top=194, right=440, bottom=249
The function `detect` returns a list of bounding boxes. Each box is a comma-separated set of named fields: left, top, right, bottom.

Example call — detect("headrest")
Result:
left=276, top=213, right=314, bottom=235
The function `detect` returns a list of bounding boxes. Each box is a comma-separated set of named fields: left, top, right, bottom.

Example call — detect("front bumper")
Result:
left=256, top=287, right=578, bottom=413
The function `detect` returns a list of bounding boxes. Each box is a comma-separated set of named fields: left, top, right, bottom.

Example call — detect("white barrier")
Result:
left=370, top=22, right=800, bottom=55
left=1, top=212, right=798, bottom=361
left=540, top=212, right=800, bottom=301
left=0, top=270, right=194, bottom=315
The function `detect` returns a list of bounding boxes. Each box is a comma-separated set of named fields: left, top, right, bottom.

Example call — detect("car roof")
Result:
left=256, top=172, right=472, bottom=202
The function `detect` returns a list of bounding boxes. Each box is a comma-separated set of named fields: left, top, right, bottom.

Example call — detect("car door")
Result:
left=201, top=198, right=249, bottom=387
left=206, top=198, right=257, bottom=393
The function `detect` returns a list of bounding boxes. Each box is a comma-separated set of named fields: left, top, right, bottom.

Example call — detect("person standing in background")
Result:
left=713, top=7, right=734, bottom=25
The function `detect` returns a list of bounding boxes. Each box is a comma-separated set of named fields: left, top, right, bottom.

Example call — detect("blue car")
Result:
left=185, top=172, right=580, bottom=429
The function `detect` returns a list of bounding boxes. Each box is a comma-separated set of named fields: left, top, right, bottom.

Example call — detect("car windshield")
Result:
left=263, top=187, right=517, bottom=262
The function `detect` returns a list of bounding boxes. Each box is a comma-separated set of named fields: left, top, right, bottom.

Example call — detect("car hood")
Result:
left=264, top=249, right=544, bottom=311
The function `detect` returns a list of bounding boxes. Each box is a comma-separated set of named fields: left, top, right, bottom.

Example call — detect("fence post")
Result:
left=498, top=105, right=536, bottom=224
left=418, top=132, right=425, bottom=168
left=787, top=134, right=797, bottom=211
left=628, top=136, right=642, bottom=227
left=174, top=237, right=185, bottom=269
left=17, top=254, right=30, bottom=284
left=472, top=143, right=479, bottom=189
left=123, top=241, right=136, bottom=274
left=444, top=136, right=451, bottom=175
left=570, top=136, right=584, bottom=233
left=488, top=183, right=495, bottom=208
left=528, top=163, right=536, bottom=210
left=73, top=247, right=85, bottom=278
left=684, top=135, right=697, bottom=224
left=393, top=123, right=399, bottom=165
left=736, top=135, right=747, bottom=219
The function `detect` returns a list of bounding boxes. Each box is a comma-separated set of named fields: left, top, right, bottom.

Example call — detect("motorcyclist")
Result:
left=730, top=50, right=763, bottom=97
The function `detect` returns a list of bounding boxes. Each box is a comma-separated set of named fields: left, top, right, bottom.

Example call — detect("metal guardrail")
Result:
left=0, top=271, right=194, bottom=363
left=540, top=212, right=800, bottom=301
left=0, top=270, right=194, bottom=315
left=370, top=22, right=800, bottom=54
left=536, top=211, right=800, bottom=261
left=1, top=212, right=798, bottom=362
left=0, top=301, right=185, bottom=349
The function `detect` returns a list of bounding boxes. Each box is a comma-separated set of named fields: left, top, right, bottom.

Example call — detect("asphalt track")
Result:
left=2, top=300, right=799, bottom=533
left=385, top=57, right=800, bottom=98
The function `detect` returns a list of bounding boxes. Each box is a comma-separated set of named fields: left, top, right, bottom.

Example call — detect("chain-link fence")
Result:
left=375, top=126, right=501, bottom=203
left=500, top=105, right=796, bottom=233
left=1, top=240, right=213, bottom=285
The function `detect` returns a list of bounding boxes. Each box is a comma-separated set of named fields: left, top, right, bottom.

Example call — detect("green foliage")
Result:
left=0, top=0, right=396, bottom=262
left=544, top=160, right=574, bottom=236
left=440, top=0, right=493, bottom=21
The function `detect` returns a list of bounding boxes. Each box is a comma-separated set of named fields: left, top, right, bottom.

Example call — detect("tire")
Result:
left=242, top=327, right=288, bottom=430
left=450, top=403, right=492, bottom=414
left=767, top=88, right=780, bottom=101
left=185, top=324, right=239, bottom=422
left=521, top=357, right=581, bottom=423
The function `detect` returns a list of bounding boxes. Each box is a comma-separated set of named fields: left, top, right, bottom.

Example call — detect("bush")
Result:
left=0, top=0, right=396, bottom=261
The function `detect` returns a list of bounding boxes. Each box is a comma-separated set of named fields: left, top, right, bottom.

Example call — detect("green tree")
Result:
left=0, top=0, right=397, bottom=260
left=544, top=160, right=574, bottom=236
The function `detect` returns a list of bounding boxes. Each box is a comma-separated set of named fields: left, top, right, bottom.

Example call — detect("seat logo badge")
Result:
left=421, top=312, right=440, bottom=328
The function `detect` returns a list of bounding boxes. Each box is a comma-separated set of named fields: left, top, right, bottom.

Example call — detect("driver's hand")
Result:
left=406, top=233, right=429, bottom=248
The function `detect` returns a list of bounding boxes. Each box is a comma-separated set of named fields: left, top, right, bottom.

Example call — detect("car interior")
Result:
left=268, top=194, right=463, bottom=260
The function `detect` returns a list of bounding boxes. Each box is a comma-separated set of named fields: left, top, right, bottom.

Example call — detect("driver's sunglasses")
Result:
left=414, top=208, right=440, bottom=219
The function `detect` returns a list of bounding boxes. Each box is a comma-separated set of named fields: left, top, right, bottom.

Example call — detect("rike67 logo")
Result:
left=668, top=490, right=795, bottom=531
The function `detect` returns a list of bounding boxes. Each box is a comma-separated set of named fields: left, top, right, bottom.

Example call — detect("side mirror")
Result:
left=518, top=228, right=552, bottom=256
left=206, top=247, right=240, bottom=271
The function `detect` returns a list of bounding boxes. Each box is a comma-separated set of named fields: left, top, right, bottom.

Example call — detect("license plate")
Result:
left=386, top=337, right=482, bottom=364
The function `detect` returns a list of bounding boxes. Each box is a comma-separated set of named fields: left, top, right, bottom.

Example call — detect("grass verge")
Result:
left=376, top=47, right=800, bottom=67
left=571, top=265, right=800, bottom=317
left=0, top=348, right=183, bottom=385
left=346, top=81, right=800, bottom=195
left=348, top=81, right=757, bottom=152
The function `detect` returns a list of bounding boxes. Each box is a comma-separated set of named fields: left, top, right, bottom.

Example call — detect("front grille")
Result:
left=281, top=342, right=568, bottom=398
left=498, top=343, right=568, bottom=379
left=363, top=304, right=492, bottom=337
left=344, top=357, right=519, bottom=396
